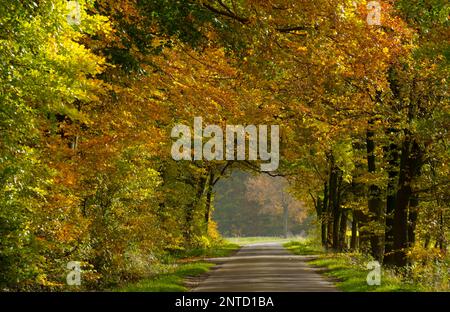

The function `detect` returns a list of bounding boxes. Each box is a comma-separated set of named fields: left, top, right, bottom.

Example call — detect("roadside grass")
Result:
left=309, top=254, right=421, bottom=292
left=176, top=242, right=240, bottom=259
left=226, top=236, right=305, bottom=246
left=284, top=240, right=324, bottom=255
left=117, top=262, right=213, bottom=292
left=284, top=240, right=422, bottom=292
left=116, top=242, right=240, bottom=292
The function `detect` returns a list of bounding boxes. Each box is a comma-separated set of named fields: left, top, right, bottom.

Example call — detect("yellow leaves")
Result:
left=150, top=89, right=166, bottom=100
left=173, top=80, right=189, bottom=89
left=210, top=98, right=222, bottom=109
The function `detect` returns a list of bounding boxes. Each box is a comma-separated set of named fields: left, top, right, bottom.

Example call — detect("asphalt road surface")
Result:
left=192, top=242, right=338, bottom=292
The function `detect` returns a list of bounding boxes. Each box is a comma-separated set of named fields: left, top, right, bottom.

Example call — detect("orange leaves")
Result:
left=246, top=174, right=307, bottom=222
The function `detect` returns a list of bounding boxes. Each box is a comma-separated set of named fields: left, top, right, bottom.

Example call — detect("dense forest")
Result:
left=0, top=0, right=448, bottom=291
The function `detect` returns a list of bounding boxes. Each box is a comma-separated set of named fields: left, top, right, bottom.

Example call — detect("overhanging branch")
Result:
left=201, top=1, right=313, bottom=35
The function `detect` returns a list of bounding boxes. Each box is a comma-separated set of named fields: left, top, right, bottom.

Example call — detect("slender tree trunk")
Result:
left=204, top=171, right=214, bottom=231
left=430, top=162, right=446, bottom=254
left=407, top=141, right=422, bottom=246
left=321, top=182, right=329, bottom=247
left=326, top=162, right=336, bottom=248
left=204, top=188, right=212, bottom=224
left=330, top=166, right=342, bottom=251
left=185, top=174, right=207, bottom=241
left=383, top=138, right=399, bottom=265
left=438, top=211, right=447, bottom=253
left=355, top=209, right=370, bottom=252
left=339, top=210, right=348, bottom=251
left=366, top=122, right=384, bottom=262
left=328, top=163, right=338, bottom=249
left=392, top=140, right=410, bottom=266
left=351, top=211, right=359, bottom=251
left=283, top=203, right=289, bottom=238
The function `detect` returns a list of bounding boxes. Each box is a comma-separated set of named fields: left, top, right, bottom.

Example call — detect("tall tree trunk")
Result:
left=281, top=188, right=289, bottom=238
left=392, top=78, right=425, bottom=266
left=392, top=137, right=423, bottom=266
left=383, top=137, right=399, bottom=265
left=204, top=170, right=214, bottom=232
left=326, top=161, right=336, bottom=248
left=430, top=162, right=446, bottom=253
left=329, top=165, right=342, bottom=251
left=283, top=203, right=289, bottom=238
left=366, top=122, right=384, bottom=261
left=392, top=138, right=411, bottom=266
left=437, top=211, right=447, bottom=253
left=328, top=164, right=337, bottom=249
left=185, top=174, right=207, bottom=242
left=407, top=141, right=423, bottom=245
left=339, top=210, right=348, bottom=251
left=321, top=182, right=329, bottom=247
left=355, top=209, right=370, bottom=251
left=351, top=211, right=359, bottom=251
left=326, top=216, right=333, bottom=249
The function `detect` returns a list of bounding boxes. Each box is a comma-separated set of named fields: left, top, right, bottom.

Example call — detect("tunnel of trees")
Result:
left=0, top=0, right=448, bottom=290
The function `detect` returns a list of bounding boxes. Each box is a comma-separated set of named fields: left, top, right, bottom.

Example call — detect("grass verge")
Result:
left=284, top=240, right=324, bottom=255
left=284, top=240, right=422, bottom=292
left=117, top=262, right=214, bottom=292
left=176, top=242, right=240, bottom=259
left=309, top=254, right=421, bottom=292
left=116, top=242, right=240, bottom=292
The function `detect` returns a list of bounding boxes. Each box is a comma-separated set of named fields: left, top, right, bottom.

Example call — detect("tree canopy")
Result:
left=0, top=0, right=448, bottom=290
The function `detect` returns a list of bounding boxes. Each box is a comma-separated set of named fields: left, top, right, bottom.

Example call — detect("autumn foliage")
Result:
left=0, top=0, right=448, bottom=290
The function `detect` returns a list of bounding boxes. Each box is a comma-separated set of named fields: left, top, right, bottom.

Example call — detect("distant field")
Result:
left=225, top=236, right=306, bottom=246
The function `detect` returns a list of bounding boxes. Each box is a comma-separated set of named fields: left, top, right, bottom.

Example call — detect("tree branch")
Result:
left=211, top=161, right=233, bottom=186
left=275, top=25, right=312, bottom=33
left=202, top=2, right=313, bottom=35
left=202, top=2, right=250, bottom=24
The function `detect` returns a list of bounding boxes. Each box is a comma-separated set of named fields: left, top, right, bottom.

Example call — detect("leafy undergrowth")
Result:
left=116, top=242, right=240, bottom=292
left=285, top=240, right=424, bottom=292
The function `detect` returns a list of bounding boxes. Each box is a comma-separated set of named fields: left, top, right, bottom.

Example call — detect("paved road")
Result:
left=192, top=242, right=338, bottom=292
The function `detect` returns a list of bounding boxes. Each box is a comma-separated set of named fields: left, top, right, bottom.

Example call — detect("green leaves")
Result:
left=0, top=0, right=109, bottom=289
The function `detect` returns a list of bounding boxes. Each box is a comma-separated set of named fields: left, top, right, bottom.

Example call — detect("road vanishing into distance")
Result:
left=192, top=242, right=338, bottom=292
